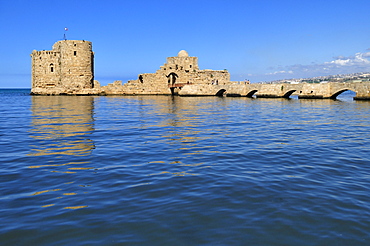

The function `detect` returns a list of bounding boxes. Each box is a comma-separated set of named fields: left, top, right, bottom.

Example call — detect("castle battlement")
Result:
left=32, top=50, right=60, bottom=55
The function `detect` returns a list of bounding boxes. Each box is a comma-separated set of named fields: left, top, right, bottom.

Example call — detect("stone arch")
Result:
left=246, top=90, right=258, bottom=98
left=283, top=90, right=296, bottom=98
left=216, top=89, right=226, bottom=97
left=330, top=89, right=356, bottom=99
left=167, top=72, right=178, bottom=85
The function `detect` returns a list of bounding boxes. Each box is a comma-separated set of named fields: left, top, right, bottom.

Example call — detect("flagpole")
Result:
left=64, top=27, right=68, bottom=40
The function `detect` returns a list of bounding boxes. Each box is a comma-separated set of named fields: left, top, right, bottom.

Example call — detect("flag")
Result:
left=64, top=27, right=68, bottom=31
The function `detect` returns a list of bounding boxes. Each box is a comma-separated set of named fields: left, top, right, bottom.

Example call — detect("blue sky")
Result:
left=1, top=0, right=370, bottom=88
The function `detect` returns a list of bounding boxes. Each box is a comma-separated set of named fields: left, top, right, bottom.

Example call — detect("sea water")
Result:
left=0, top=89, right=369, bottom=245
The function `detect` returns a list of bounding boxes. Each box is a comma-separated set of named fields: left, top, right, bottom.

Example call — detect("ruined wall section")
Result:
left=158, top=53, right=230, bottom=85
left=159, top=55, right=199, bottom=85
left=191, top=70, right=230, bottom=85
left=101, top=50, right=232, bottom=95
left=163, top=56, right=199, bottom=73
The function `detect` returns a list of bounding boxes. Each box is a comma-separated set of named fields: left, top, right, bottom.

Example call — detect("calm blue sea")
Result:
left=0, top=89, right=369, bottom=245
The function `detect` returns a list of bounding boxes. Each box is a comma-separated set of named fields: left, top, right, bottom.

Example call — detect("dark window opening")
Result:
left=74, top=51, right=77, bottom=56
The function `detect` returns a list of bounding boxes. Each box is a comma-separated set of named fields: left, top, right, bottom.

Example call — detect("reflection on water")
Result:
left=3, top=90, right=370, bottom=245
left=28, top=96, right=95, bottom=209
left=29, top=96, right=95, bottom=156
left=107, top=96, right=243, bottom=178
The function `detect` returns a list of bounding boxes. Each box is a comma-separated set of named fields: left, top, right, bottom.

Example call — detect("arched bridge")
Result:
left=179, top=81, right=370, bottom=100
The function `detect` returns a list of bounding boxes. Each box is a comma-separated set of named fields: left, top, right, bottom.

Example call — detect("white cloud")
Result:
left=242, top=49, right=370, bottom=82
left=267, top=70, right=293, bottom=75
left=267, top=50, right=370, bottom=79
left=362, top=51, right=370, bottom=57
left=326, top=52, right=370, bottom=66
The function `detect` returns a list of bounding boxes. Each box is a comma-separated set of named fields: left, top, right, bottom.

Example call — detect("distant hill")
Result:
left=265, top=72, right=370, bottom=84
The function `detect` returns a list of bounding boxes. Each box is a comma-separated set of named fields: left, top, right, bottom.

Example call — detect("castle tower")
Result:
left=31, top=40, right=94, bottom=93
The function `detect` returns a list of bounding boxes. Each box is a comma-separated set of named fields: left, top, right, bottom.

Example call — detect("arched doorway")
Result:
left=167, top=72, right=178, bottom=86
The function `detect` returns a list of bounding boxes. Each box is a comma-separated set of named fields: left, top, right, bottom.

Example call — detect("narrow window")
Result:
left=50, top=63, right=54, bottom=73
left=190, top=65, right=192, bottom=68
left=74, top=51, right=77, bottom=56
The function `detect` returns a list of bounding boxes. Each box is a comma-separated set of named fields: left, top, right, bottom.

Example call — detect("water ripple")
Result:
left=1, top=91, right=370, bottom=245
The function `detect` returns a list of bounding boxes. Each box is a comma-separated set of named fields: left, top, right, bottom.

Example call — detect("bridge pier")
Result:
left=354, top=95, right=370, bottom=100
left=298, top=95, right=325, bottom=99
left=256, top=94, right=286, bottom=98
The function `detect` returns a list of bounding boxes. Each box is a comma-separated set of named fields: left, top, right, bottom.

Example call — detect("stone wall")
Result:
left=99, top=50, right=232, bottom=95
left=55, top=40, right=94, bottom=90
left=31, top=50, right=61, bottom=88
left=180, top=81, right=370, bottom=100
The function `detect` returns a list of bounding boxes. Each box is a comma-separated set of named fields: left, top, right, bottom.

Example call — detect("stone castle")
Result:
left=31, top=40, right=232, bottom=95
left=30, top=40, right=370, bottom=100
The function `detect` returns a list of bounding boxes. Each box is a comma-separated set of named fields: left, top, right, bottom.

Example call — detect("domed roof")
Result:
left=178, top=50, right=189, bottom=57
